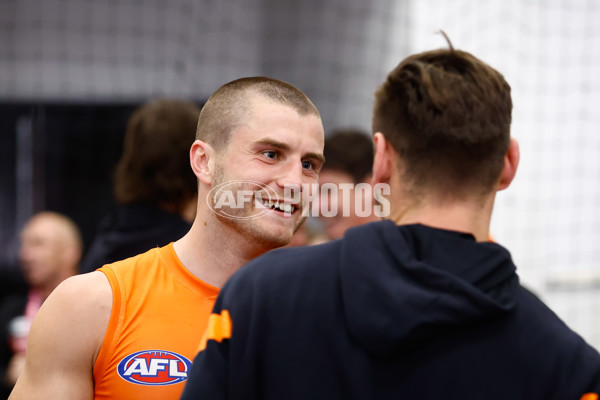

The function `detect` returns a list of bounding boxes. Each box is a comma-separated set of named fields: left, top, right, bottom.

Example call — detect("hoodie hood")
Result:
left=339, top=221, right=519, bottom=358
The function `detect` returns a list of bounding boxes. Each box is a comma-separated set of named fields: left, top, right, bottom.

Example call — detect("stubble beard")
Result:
left=211, top=163, right=299, bottom=249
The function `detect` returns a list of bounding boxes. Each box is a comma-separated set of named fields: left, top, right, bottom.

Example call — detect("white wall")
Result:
left=409, top=0, right=600, bottom=347
left=259, top=0, right=409, bottom=132
left=0, top=0, right=409, bottom=132
left=0, top=0, right=264, bottom=100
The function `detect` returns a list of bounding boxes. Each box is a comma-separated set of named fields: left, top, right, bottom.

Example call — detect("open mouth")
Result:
left=259, top=198, right=297, bottom=214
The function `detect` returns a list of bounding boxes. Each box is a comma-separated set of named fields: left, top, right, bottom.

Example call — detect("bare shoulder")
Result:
left=50, top=271, right=112, bottom=311
left=38, top=271, right=112, bottom=358
left=8, top=272, right=112, bottom=399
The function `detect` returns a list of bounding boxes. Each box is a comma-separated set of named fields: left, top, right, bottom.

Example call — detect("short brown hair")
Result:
left=372, top=48, right=512, bottom=198
left=196, top=77, right=320, bottom=152
left=114, top=99, right=200, bottom=212
left=323, top=129, right=374, bottom=183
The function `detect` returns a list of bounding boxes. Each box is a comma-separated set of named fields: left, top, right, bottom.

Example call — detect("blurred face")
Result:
left=19, top=216, right=67, bottom=288
left=318, top=169, right=378, bottom=240
left=210, top=96, right=325, bottom=248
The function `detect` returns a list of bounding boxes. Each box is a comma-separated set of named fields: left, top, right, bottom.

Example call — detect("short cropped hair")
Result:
left=196, top=77, right=320, bottom=152
left=114, top=99, right=200, bottom=212
left=323, top=129, right=374, bottom=183
left=372, top=47, right=512, bottom=198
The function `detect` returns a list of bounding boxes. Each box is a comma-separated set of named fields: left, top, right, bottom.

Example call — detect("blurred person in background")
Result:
left=0, top=212, right=81, bottom=399
left=181, top=43, right=600, bottom=400
left=318, top=129, right=379, bottom=239
left=81, top=99, right=200, bottom=273
left=10, top=77, right=325, bottom=400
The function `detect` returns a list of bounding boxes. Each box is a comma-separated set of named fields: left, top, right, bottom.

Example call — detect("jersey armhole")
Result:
left=93, top=267, right=123, bottom=380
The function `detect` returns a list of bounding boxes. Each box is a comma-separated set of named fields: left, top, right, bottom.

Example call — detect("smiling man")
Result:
left=9, top=77, right=325, bottom=400
left=200, top=92, right=324, bottom=252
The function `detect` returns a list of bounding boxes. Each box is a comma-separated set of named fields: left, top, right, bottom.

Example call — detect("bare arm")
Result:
left=9, top=272, right=112, bottom=399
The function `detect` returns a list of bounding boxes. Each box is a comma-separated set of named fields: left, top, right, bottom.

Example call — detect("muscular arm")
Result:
left=9, top=272, right=112, bottom=399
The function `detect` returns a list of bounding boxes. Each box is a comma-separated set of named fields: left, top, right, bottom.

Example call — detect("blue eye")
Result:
left=263, top=151, right=277, bottom=159
left=302, top=160, right=313, bottom=170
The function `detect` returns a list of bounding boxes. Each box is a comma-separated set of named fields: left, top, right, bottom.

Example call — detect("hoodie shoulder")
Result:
left=235, top=239, right=344, bottom=285
left=232, top=221, right=390, bottom=287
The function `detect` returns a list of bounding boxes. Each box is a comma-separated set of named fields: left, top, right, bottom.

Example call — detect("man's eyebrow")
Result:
left=305, top=152, right=326, bottom=164
left=254, top=138, right=325, bottom=164
left=254, top=138, right=291, bottom=151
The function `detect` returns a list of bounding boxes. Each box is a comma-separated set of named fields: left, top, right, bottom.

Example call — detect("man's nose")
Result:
left=276, top=161, right=304, bottom=190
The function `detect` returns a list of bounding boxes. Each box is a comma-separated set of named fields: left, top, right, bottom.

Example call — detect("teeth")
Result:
left=262, top=199, right=295, bottom=213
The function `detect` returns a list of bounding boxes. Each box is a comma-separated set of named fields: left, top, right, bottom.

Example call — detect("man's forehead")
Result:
left=23, top=216, right=66, bottom=241
left=246, top=96, right=297, bottom=119
left=229, top=112, right=322, bottom=141
left=224, top=93, right=323, bottom=150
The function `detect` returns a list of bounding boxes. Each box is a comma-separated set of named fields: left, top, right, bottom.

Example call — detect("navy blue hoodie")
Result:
left=181, top=221, right=600, bottom=400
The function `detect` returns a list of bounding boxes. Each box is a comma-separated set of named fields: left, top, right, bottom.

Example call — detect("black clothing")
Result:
left=182, top=221, right=600, bottom=400
left=0, top=294, right=27, bottom=399
left=0, top=260, right=26, bottom=305
left=81, top=205, right=190, bottom=272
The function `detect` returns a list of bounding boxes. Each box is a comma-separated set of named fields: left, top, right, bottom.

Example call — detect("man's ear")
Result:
left=190, top=140, right=216, bottom=185
left=497, top=137, right=520, bottom=191
left=371, top=133, right=393, bottom=185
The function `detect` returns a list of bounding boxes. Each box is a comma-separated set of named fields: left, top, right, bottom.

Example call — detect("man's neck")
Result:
left=390, top=195, right=495, bottom=242
left=172, top=211, right=272, bottom=288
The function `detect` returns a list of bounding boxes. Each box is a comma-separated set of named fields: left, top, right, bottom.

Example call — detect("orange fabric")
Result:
left=93, top=244, right=219, bottom=400
left=196, top=310, right=232, bottom=353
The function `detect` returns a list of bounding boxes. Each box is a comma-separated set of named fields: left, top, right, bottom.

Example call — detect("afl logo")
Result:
left=117, top=350, right=192, bottom=386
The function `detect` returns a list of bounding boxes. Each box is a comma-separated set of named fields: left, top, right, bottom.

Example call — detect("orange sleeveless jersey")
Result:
left=93, top=243, right=218, bottom=400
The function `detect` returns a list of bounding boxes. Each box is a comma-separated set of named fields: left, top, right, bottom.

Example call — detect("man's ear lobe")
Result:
left=371, top=133, right=392, bottom=185
left=190, top=140, right=216, bottom=185
left=497, top=137, right=520, bottom=191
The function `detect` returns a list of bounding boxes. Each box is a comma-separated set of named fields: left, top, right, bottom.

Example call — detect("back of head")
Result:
left=323, top=129, right=374, bottom=184
left=372, top=43, right=512, bottom=200
left=196, top=77, right=320, bottom=152
left=114, top=99, right=200, bottom=213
